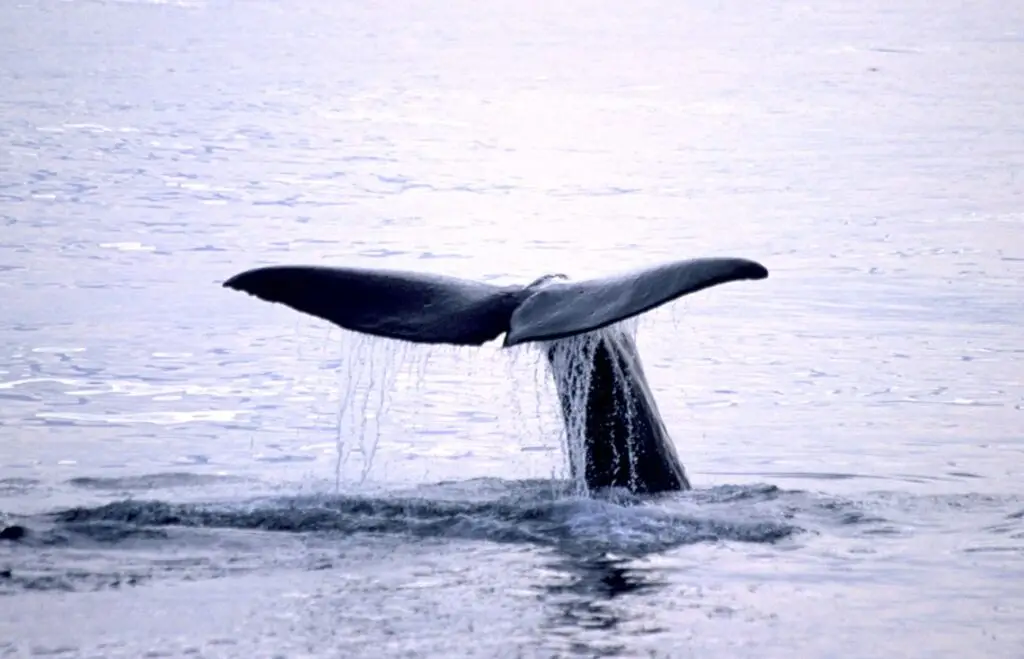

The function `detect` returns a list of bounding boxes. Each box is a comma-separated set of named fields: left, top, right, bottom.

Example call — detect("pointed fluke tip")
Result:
left=740, top=259, right=769, bottom=280
left=222, top=266, right=284, bottom=295
left=221, top=266, right=309, bottom=307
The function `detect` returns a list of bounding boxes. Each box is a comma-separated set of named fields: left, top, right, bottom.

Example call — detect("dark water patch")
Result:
left=824, top=507, right=889, bottom=526
left=0, top=544, right=274, bottom=595
left=43, top=521, right=172, bottom=546
left=0, top=568, right=150, bottom=595
left=0, top=478, right=40, bottom=497
left=0, top=391, right=40, bottom=403
left=858, top=525, right=905, bottom=537
left=684, top=483, right=782, bottom=503
left=252, top=454, right=317, bottom=463
left=1, top=518, right=172, bottom=548
left=872, top=491, right=1023, bottom=511
left=0, top=525, right=28, bottom=541
left=68, top=472, right=249, bottom=491
left=981, top=508, right=1024, bottom=539
left=963, top=545, right=1024, bottom=555
left=867, top=46, right=923, bottom=54
left=702, top=470, right=947, bottom=484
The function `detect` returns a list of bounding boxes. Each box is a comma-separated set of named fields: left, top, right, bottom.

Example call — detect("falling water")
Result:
left=315, top=317, right=646, bottom=493
left=540, top=319, right=644, bottom=496
left=541, top=334, right=601, bottom=496
left=321, top=332, right=422, bottom=487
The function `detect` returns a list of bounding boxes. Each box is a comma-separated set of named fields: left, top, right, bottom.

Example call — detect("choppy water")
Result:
left=2, top=0, right=1023, bottom=656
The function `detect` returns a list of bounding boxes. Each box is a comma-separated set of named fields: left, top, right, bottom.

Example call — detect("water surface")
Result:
left=1, top=0, right=1022, bottom=656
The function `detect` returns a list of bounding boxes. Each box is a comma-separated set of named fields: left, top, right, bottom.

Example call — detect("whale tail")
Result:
left=225, top=256, right=769, bottom=495
left=223, top=257, right=768, bottom=346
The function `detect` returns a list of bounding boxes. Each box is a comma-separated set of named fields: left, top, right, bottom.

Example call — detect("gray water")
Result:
left=1, top=0, right=1023, bottom=656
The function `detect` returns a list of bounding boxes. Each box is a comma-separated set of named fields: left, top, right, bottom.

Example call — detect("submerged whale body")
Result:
left=223, top=257, right=768, bottom=494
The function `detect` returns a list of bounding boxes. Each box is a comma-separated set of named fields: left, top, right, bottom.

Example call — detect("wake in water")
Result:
left=0, top=476, right=895, bottom=595
left=3, top=473, right=1020, bottom=599
left=46, top=482, right=804, bottom=552
left=0, top=476, right=880, bottom=585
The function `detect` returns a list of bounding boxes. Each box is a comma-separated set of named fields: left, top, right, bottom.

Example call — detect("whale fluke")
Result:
left=224, top=258, right=767, bottom=347
left=223, top=256, right=769, bottom=495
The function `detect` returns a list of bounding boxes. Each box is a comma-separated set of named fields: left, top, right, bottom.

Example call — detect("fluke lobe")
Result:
left=224, top=257, right=768, bottom=494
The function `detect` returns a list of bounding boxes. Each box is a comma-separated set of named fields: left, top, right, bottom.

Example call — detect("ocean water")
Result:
left=1, top=0, right=1022, bottom=656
